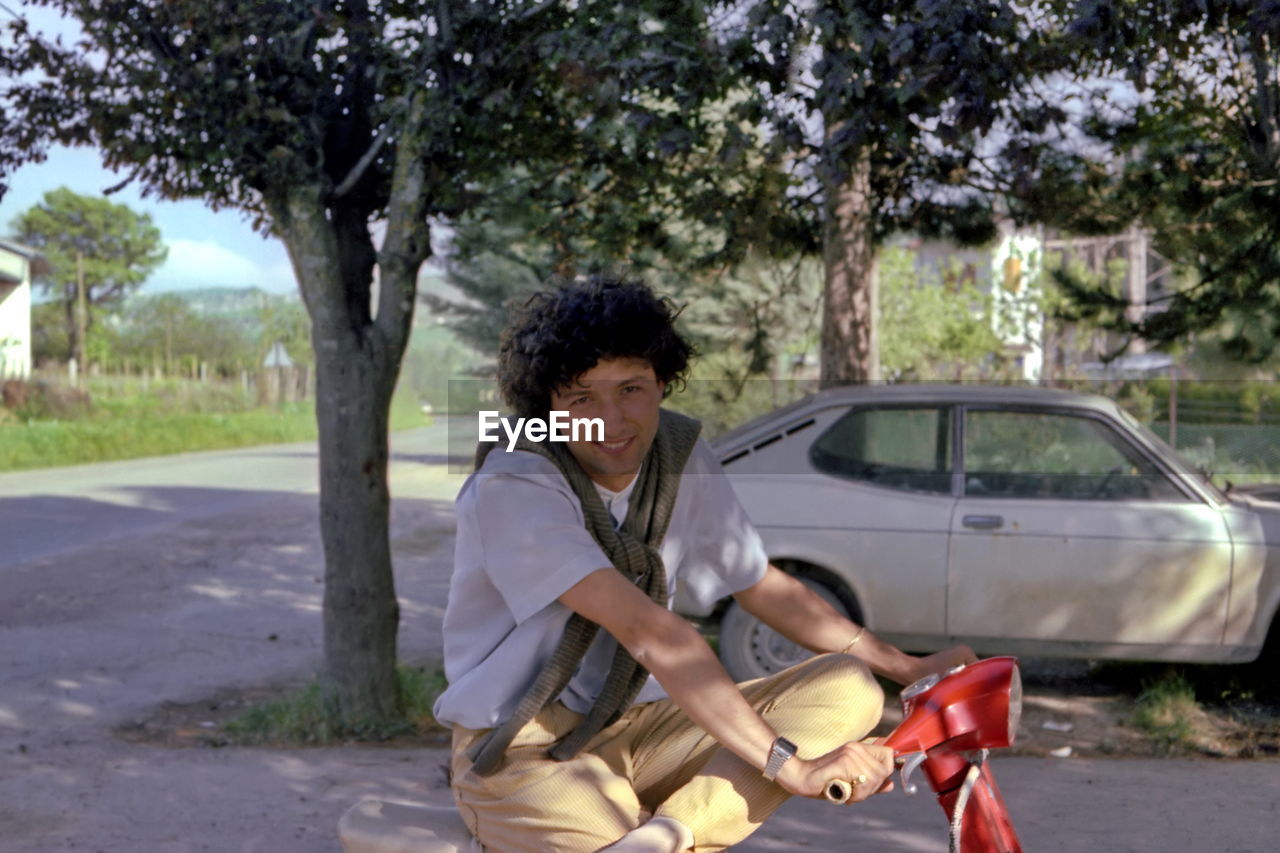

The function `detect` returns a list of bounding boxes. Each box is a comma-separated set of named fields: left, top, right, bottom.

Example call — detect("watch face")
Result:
left=777, top=737, right=798, bottom=757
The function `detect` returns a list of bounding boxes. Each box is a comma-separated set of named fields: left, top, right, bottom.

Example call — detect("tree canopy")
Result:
left=879, top=246, right=1001, bottom=380
left=10, top=187, right=167, bottom=368
left=1014, top=1, right=1280, bottom=361
left=725, top=0, right=1066, bottom=383
left=439, top=1, right=1075, bottom=385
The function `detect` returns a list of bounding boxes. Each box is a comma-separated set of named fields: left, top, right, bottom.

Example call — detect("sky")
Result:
left=0, top=2, right=296, bottom=296
left=0, top=146, right=298, bottom=295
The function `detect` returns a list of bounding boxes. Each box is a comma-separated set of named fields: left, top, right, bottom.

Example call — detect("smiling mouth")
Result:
left=595, top=437, right=635, bottom=455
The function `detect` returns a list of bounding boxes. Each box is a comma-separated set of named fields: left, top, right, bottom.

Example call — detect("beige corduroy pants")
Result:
left=449, top=653, right=884, bottom=853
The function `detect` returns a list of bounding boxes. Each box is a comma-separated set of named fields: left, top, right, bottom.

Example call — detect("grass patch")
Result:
left=1096, top=658, right=1280, bottom=708
left=389, top=386, right=431, bottom=432
left=1129, top=671, right=1200, bottom=751
left=1085, top=659, right=1280, bottom=757
left=224, top=664, right=449, bottom=746
left=0, top=372, right=432, bottom=472
left=0, top=405, right=320, bottom=471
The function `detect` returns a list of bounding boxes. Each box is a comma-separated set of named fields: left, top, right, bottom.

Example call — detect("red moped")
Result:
left=825, top=656, right=1024, bottom=853
left=339, top=656, right=1025, bottom=853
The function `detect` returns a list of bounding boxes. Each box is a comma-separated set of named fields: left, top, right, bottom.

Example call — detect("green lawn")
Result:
left=0, top=375, right=426, bottom=472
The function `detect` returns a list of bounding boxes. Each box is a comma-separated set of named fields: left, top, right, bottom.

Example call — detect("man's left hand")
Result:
left=898, top=644, right=978, bottom=686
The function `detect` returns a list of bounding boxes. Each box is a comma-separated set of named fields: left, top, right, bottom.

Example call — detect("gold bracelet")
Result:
left=838, top=625, right=866, bottom=655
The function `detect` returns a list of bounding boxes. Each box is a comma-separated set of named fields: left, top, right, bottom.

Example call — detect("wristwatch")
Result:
left=762, top=736, right=798, bottom=781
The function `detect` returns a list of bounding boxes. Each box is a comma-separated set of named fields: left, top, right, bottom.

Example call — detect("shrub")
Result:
left=1, top=379, right=92, bottom=420
left=1129, top=671, right=1199, bottom=751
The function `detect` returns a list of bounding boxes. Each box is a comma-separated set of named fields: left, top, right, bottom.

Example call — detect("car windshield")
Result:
left=1116, top=408, right=1230, bottom=502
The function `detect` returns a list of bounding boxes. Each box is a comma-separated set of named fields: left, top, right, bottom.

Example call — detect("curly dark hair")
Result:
left=497, top=276, right=695, bottom=418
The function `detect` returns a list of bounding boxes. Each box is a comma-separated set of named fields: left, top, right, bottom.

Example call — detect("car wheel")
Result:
left=718, top=576, right=854, bottom=682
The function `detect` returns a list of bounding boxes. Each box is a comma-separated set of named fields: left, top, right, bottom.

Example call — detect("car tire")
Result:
left=718, top=576, right=854, bottom=682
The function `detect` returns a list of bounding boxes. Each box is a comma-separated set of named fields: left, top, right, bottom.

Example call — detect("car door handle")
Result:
left=962, top=514, right=1004, bottom=530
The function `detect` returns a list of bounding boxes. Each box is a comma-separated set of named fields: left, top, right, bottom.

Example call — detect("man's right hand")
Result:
left=776, top=740, right=895, bottom=803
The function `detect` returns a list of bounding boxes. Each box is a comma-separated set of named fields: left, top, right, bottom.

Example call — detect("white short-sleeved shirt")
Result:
left=432, top=437, right=769, bottom=729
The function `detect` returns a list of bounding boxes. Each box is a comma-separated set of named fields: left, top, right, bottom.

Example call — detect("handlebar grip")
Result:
left=824, top=779, right=852, bottom=803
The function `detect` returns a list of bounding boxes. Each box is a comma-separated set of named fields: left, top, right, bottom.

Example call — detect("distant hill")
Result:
left=137, top=277, right=458, bottom=331
left=135, top=286, right=299, bottom=317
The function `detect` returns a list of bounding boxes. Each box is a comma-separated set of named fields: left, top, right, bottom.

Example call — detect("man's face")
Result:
left=549, top=357, right=665, bottom=492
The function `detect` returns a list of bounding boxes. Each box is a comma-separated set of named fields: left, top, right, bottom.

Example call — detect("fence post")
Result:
left=257, top=368, right=271, bottom=407
left=1169, top=366, right=1178, bottom=448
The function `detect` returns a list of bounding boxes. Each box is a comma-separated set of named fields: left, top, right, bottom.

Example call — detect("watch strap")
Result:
left=763, top=736, right=798, bottom=781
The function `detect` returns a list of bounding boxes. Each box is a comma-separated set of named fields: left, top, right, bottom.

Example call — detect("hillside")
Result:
left=132, top=286, right=296, bottom=318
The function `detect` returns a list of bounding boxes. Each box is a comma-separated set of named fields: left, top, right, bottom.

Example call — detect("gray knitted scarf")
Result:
left=464, top=407, right=701, bottom=776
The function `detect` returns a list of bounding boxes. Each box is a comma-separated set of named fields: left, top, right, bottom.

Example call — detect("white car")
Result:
left=690, top=384, right=1280, bottom=682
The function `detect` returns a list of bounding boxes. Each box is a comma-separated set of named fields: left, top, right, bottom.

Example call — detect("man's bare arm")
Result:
left=559, top=567, right=893, bottom=802
left=732, top=564, right=976, bottom=686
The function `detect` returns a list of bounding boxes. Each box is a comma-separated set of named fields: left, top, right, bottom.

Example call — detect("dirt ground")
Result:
left=116, top=656, right=1280, bottom=763
left=987, top=659, right=1280, bottom=760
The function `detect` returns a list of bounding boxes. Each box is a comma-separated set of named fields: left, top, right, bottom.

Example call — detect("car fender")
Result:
left=1222, top=502, right=1280, bottom=652
left=1252, top=557, right=1280, bottom=656
left=749, top=531, right=875, bottom=627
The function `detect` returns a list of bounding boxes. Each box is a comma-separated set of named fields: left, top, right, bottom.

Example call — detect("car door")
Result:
left=795, top=403, right=957, bottom=640
left=946, top=406, right=1233, bottom=655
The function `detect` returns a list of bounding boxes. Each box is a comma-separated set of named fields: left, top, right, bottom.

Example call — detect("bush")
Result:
left=1, top=379, right=92, bottom=420
left=1145, top=379, right=1280, bottom=425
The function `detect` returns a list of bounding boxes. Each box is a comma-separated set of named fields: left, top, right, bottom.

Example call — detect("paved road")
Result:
left=1, top=435, right=1277, bottom=851
left=0, top=422, right=459, bottom=569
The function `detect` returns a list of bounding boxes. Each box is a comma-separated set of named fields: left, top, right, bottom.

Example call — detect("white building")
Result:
left=908, top=224, right=1170, bottom=381
left=0, top=239, right=45, bottom=381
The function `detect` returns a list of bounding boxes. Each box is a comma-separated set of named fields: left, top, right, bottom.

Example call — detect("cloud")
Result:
left=147, top=239, right=295, bottom=293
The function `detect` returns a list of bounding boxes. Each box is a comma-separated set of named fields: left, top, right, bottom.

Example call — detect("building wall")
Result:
left=0, top=248, right=32, bottom=380
left=990, top=230, right=1045, bottom=381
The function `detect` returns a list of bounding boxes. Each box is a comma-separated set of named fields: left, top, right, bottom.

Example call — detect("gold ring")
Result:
left=854, top=773, right=869, bottom=786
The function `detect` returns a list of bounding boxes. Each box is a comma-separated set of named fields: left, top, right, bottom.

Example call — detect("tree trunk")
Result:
left=314, top=329, right=400, bottom=725
left=75, top=253, right=88, bottom=374
left=820, top=152, right=881, bottom=387
left=268, top=88, right=431, bottom=727
left=63, top=295, right=81, bottom=373
left=275, top=186, right=401, bottom=727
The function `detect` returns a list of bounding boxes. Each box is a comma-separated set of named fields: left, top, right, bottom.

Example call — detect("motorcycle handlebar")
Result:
left=824, top=779, right=853, bottom=803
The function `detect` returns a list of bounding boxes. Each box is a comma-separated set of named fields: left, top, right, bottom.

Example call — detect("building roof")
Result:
left=0, top=238, right=40, bottom=257
left=0, top=238, right=51, bottom=276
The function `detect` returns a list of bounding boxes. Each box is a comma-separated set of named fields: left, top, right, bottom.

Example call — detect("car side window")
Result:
left=810, top=406, right=952, bottom=493
left=963, top=410, right=1185, bottom=501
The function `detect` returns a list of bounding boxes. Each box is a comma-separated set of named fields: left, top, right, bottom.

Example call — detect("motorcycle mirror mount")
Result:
left=897, top=751, right=929, bottom=796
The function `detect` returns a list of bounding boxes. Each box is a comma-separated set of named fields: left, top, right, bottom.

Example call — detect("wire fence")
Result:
left=1051, top=378, right=1280, bottom=485
left=1149, top=422, right=1280, bottom=485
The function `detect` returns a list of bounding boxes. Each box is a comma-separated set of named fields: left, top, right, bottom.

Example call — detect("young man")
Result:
left=433, top=277, right=975, bottom=853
